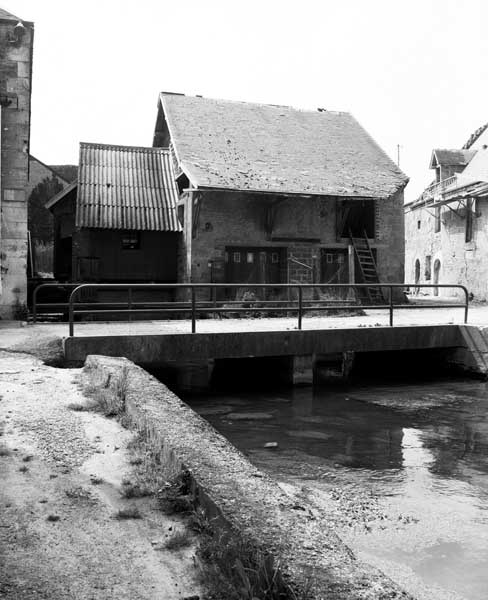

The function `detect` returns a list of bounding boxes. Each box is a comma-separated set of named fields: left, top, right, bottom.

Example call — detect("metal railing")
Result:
left=28, top=282, right=469, bottom=337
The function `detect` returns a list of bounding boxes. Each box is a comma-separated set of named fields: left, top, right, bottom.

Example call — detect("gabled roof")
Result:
left=29, top=155, right=73, bottom=185
left=77, top=143, right=181, bottom=231
left=0, top=8, right=21, bottom=21
left=429, top=149, right=475, bottom=168
left=156, top=93, right=408, bottom=198
left=46, top=143, right=182, bottom=232
left=448, top=146, right=488, bottom=188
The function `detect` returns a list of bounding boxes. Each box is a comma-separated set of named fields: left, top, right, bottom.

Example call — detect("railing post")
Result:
left=128, top=287, right=133, bottom=322
left=298, top=286, right=303, bottom=330
left=389, top=285, right=394, bottom=326
left=32, top=285, right=39, bottom=324
left=68, top=287, right=76, bottom=337
left=191, top=287, right=196, bottom=333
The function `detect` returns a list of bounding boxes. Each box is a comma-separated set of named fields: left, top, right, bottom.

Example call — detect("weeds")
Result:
left=164, top=529, right=193, bottom=551
left=65, top=486, right=93, bottom=501
left=0, top=446, right=11, bottom=457
left=157, top=470, right=194, bottom=514
left=120, top=478, right=152, bottom=498
left=114, top=506, right=142, bottom=520
left=197, top=531, right=302, bottom=600
left=90, top=476, right=104, bottom=485
left=18, top=465, right=28, bottom=473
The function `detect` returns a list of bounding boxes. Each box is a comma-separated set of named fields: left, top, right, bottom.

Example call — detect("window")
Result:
left=417, top=220, right=421, bottom=229
left=247, top=252, right=254, bottom=263
left=233, top=252, right=241, bottom=263
left=326, top=253, right=333, bottom=264
left=434, top=207, right=441, bottom=233
left=122, top=231, right=140, bottom=250
left=271, top=252, right=279, bottom=263
left=466, top=198, right=473, bottom=243
left=177, top=204, right=184, bottom=227
left=425, top=255, right=431, bottom=280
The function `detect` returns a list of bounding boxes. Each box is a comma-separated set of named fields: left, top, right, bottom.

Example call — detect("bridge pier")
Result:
left=289, top=354, right=315, bottom=385
left=177, top=360, right=215, bottom=393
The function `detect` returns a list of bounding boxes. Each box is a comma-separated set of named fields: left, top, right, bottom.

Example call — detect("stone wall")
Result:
left=179, top=188, right=405, bottom=291
left=0, top=16, right=33, bottom=318
left=82, top=353, right=413, bottom=599
left=405, top=198, right=488, bottom=300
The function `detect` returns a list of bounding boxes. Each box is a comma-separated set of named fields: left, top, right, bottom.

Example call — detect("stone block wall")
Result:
left=178, top=188, right=405, bottom=294
left=0, top=15, right=33, bottom=318
left=405, top=198, right=488, bottom=300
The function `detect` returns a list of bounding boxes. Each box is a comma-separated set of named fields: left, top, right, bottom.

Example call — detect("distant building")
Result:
left=0, top=8, right=34, bottom=318
left=26, top=156, right=74, bottom=277
left=405, top=123, right=488, bottom=300
left=153, top=93, right=408, bottom=300
left=46, top=143, right=181, bottom=284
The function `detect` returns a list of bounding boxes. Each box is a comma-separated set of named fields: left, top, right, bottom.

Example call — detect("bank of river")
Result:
left=187, top=378, right=488, bottom=600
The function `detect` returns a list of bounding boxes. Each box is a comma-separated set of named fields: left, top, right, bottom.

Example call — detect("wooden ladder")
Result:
left=349, top=230, right=383, bottom=304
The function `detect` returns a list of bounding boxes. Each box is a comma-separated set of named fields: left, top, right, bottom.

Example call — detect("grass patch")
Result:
left=65, top=486, right=93, bottom=501
left=74, top=365, right=130, bottom=418
left=164, top=529, right=193, bottom=551
left=18, top=465, right=28, bottom=473
left=22, top=455, right=33, bottom=462
left=90, top=476, right=104, bottom=485
left=114, top=506, right=142, bottom=520
left=197, top=531, right=305, bottom=600
left=120, top=479, right=152, bottom=499
left=0, top=445, right=11, bottom=456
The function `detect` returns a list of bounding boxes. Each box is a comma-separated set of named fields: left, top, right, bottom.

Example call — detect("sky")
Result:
left=6, top=0, right=488, bottom=202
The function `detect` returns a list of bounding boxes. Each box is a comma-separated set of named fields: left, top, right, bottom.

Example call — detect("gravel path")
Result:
left=0, top=350, right=201, bottom=600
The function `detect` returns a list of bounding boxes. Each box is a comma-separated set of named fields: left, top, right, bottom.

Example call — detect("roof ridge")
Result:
left=80, top=141, right=170, bottom=153
left=0, top=7, right=22, bottom=21
left=463, top=123, right=488, bottom=150
left=159, top=91, right=350, bottom=117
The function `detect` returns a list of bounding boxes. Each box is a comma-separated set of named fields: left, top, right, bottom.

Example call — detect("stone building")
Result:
left=153, top=93, right=408, bottom=300
left=405, top=123, right=488, bottom=300
left=0, top=8, right=34, bottom=318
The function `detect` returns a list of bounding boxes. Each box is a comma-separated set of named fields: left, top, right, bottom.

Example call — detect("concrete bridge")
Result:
left=64, top=323, right=488, bottom=391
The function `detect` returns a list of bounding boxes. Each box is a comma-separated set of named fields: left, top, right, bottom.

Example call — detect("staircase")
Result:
left=349, top=231, right=384, bottom=304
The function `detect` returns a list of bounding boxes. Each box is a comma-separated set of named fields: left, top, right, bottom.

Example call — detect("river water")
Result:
left=186, top=377, right=488, bottom=600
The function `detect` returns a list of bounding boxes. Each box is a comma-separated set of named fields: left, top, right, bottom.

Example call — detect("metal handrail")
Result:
left=57, top=282, right=469, bottom=337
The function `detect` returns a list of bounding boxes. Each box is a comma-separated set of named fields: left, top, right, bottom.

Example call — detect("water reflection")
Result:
left=187, top=378, right=488, bottom=600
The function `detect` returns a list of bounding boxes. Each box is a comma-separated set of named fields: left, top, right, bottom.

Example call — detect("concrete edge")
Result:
left=83, top=354, right=413, bottom=600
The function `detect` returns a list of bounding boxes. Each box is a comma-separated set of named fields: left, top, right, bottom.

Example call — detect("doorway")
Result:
left=433, top=259, right=441, bottom=296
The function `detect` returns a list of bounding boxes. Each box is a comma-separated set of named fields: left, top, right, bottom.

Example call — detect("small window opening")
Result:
left=417, top=220, right=421, bottom=229
left=247, top=252, right=254, bottom=263
left=466, top=198, right=473, bottom=242
left=233, top=252, right=241, bottom=263
left=425, top=255, right=431, bottom=280
left=434, top=207, right=441, bottom=233
left=338, top=199, right=376, bottom=238
left=122, top=231, right=140, bottom=250
left=271, top=252, right=279, bottom=264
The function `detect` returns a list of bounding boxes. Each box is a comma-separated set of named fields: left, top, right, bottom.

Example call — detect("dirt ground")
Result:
left=0, top=349, right=201, bottom=600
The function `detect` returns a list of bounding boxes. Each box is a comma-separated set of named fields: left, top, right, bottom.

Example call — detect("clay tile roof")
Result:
left=431, top=149, right=475, bottom=167
left=76, top=142, right=181, bottom=232
left=159, top=93, right=408, bottom=198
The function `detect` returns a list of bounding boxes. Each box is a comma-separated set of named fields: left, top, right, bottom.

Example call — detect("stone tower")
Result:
left=0, top=8, right=33, bottom=318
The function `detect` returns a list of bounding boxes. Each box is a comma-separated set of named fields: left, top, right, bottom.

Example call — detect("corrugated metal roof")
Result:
left=159, top=93, right=408, bottom=198
left=76, top=143, right=181, bottom=232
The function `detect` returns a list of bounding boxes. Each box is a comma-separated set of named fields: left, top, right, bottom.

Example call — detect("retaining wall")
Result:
left=83, top=353, right=412, bottom=600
